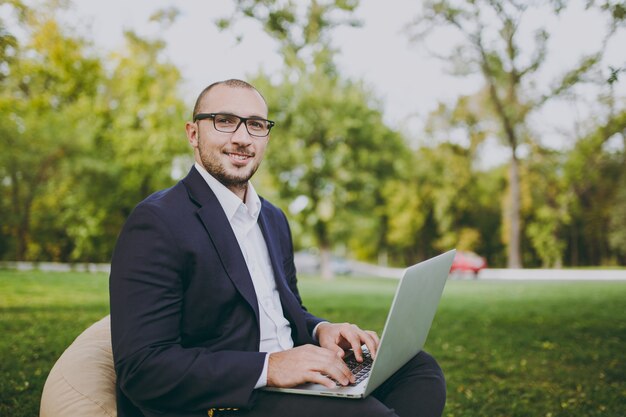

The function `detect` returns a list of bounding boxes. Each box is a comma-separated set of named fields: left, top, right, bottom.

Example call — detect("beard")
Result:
left=198, top=142, right=260, bottom=194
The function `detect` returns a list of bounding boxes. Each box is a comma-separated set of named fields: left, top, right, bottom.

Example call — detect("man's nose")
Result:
left=230, top=121, right=253, bottom=145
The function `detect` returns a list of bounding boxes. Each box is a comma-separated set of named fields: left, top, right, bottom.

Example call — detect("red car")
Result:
left=450, top=251, right=487, bottom=276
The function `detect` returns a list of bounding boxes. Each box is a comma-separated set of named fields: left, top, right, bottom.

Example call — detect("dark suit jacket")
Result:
left=109, top=166, right=324, bottom=417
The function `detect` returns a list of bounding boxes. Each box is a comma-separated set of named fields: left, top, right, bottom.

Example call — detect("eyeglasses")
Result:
left=194, top=113, right=275, bottom=137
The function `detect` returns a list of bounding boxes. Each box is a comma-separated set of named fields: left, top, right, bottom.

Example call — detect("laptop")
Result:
left=263, top=249, right=455, bottom=399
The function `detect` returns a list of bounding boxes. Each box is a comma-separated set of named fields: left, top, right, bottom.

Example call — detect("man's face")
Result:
left=186, top=85, right=269, bottom=195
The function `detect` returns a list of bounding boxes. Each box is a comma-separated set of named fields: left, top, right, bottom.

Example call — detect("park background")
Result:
left=0, top=0, right=625, bottom=416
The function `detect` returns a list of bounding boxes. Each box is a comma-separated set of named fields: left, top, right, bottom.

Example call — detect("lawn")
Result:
left=1, top=270, right=624, bottom=417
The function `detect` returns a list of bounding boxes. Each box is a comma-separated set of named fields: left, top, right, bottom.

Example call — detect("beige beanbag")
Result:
left=40, top=315, right=117, bottom=417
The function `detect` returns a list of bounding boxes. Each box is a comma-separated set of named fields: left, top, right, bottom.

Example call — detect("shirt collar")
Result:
left=194, top=162, right=262, bottom=221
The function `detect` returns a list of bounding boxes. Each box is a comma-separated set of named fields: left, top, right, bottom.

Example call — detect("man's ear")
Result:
left=185, top=121, right=199, bottom=148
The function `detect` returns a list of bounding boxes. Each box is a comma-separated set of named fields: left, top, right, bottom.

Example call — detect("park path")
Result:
left=2, top=259, right=625, bottom=281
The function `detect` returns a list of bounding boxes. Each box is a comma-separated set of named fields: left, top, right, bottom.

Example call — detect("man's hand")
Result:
left=316, top=322, right=380, bottom=363
left=267, top=345, right=355, bottom=388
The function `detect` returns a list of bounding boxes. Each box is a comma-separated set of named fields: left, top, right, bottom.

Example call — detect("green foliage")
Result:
left=0, top=4, right=188, bottom=262
left=0, top=4, right=21, bottom=82
left=0, top=0, right=623, bottom=268
left=590, top=0, right=626, bottom=22
left=254, top=71, right=408, bottom=267
left=608, top=175, right=626, bottom=256
left=382, top=141, right=506, bottom=266
left=64, top=30, right=188, bottom=261
left=408, top=0, right=623, bottom=267
left=218, top=0, right=361, bottom=76
left=0, top=13, right=103, bottom=261
left=562, top=110, right=626, bottom=265
left=2, top=270, right=625, bottom=416
left=608, top=65, right=626, bottom=84
left=524, top=147, right=571, bottom=267
left=224, top=0, right=412, bottom=276
left=149, top=7, right=180, bottom=28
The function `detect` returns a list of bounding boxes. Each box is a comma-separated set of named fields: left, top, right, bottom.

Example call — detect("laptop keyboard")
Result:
left=341, top=351, right=373, bottom=386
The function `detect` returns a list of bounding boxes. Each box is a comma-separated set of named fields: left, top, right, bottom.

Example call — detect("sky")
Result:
left=53, top=1, right=626, bottom=166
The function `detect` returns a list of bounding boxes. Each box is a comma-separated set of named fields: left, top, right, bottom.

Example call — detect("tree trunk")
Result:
left=319, top=244, right=334, bottom=281
left=507, top=150, right=522, bottom=268
left=315, top=219, right=334, bottom=280
left=9, top=169, right=28, bottom=261
left=378, top=250, right=388, bottom=267
left=16, top=214, right=29, bottom=261
left=570, top=224, right=579, bottom=266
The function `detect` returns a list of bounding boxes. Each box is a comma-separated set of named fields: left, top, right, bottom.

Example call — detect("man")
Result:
left=109, top=79, right=446, bottom=417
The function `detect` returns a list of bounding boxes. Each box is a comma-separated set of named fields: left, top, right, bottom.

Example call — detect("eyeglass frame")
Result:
left=193, top=112, right=275, bottom=137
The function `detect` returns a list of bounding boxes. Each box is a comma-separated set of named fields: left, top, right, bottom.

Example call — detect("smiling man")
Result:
left=188, top=83, right=271, bottom=200
left=109, top=79, right=446, bottom=417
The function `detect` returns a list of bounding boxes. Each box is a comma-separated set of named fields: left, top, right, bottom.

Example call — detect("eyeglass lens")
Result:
left=213, top=114, right=270, bottom=137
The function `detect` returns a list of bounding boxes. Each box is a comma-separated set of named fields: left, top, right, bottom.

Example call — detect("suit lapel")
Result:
left=182, top=167, right=260, bottom=321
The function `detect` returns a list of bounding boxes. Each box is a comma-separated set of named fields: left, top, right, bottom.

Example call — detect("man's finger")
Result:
left=307, top=371, right=337, bottom=389
left=315, top=359, right=353, bottom=386
left=338, top=328, right=362, bottom=361
left=366, top=330, right=380, bottom=345
left=364, top=330, right=380, bottom=358
left=361, top=333, right=378, bottom=359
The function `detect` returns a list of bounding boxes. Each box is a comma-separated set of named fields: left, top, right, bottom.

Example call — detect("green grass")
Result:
left=1, top=271, right=625, bottom=417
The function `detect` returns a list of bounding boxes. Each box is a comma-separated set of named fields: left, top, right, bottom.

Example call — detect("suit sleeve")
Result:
left=109, top=203, right=265, bottom=413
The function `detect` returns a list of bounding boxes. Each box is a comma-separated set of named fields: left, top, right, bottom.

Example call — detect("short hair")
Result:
left=192, top=79, right=267, bottom=119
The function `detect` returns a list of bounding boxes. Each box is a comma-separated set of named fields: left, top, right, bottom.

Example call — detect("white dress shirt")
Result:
left=194, top=163, right=293, bottom=388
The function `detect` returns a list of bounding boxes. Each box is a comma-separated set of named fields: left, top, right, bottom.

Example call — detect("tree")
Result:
left=407, top=0, right=623, bottom=267
left=0, top=7, right=102, bottom=260
left=524, top=146, right=570, bottom=267
left=381, top=135, right=506, bottom=266
left=220, top=0, right=412, bottom=278
left=217, top=0, right=361, bottom=73
left=252, top=71, right=408, bottom=278
left=60, top=28, right=188, bottom=262
left=563, top=109, right=626, bottom=265
left=0, top=1, right=26, bottom=81
left=607, top=174, right=626, bottom=260
left=0, top=4, right=188, bottom=262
